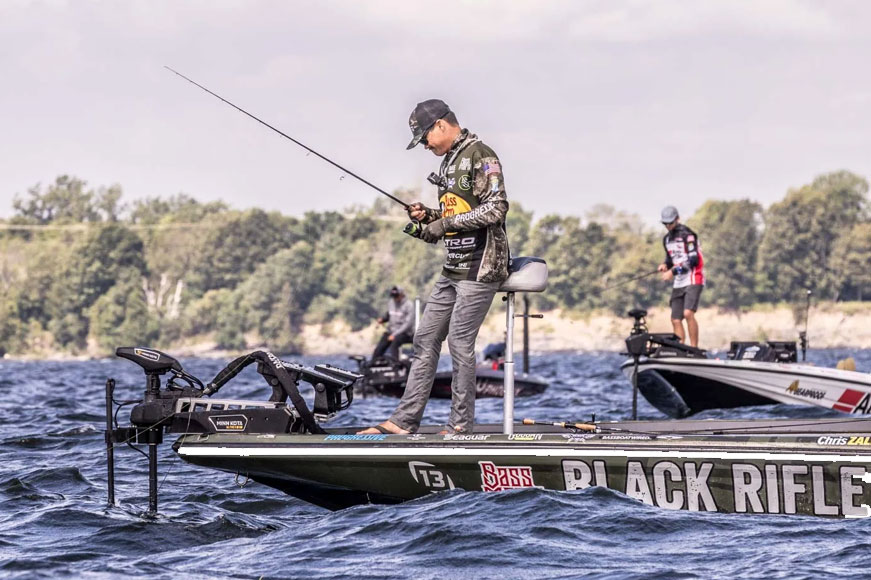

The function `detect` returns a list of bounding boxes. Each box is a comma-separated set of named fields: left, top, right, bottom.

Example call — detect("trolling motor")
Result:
left=105, top=348, right=201, bottom=515
left=624, top=319, right=649, bottom=421
left=628, top=308, right=649, bottom=335
left=105, top=347, right=361, bottom=515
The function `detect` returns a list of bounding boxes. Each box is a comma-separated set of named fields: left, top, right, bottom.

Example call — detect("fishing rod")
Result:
left=164, top=66, right=410, bottom=211
left=594, top=269, right=659, bottom=294
left=522, top=418, right=596, bottom=431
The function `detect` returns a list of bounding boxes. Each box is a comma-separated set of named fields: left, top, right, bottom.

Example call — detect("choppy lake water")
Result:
left=2, top=348, right=871, bottom=579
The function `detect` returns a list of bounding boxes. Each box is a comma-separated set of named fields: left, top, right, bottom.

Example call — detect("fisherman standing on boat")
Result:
left=371, top=286, right=415, bottom=362
left=657, top=205, right=705, bottom=348
left=360, top=99, right=509, bottom=435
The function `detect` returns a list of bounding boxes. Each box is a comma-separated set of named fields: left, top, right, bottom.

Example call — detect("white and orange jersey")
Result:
left=663, top=224, right=705, bottom=288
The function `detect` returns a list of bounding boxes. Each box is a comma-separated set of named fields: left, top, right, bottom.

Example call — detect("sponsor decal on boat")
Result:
left=853, top=393, right=871, bottom=415
left=324, top=434, right=387, bottom=441
left=817, top=435, right=871, bottom=446
left=508, top=434, right=542, bottom=441
left=408, top=461, right=455, bottom=491
left=785, top=380, right=825, bottom=400
left=561, top=458, right=869, bottom=516
left=479, top=461, right=538, bottom=492
left=561, top=434, right=595, bottom=442
left=563, top=459, right=609, bottom=489
left=830, top=390, right=871, bottom=414
left=208, top=415, right=248, bottom=432
left=134, top=348, right=161, bottom=361
left=600, top=434, right=653, bottom=441
left=444, top=434, right=491, bottom=442
left=406, top=434, right=427, bottom=441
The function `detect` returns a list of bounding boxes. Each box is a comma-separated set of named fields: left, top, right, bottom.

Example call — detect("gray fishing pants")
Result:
left=389, top=276, right=500, bottom=433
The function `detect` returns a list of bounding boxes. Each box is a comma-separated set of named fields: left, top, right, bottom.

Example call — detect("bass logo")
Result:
left=408, top=461, right=455, bottom=491
left=479, top=461, right=538, bottom=492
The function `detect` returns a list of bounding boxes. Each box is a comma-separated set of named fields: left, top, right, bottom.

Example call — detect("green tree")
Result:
left=506, top=202, right=533, bottom=256
left=688, top=199, right=763, bottom=310
left=89, top=267, right=159, bottom=352
left=598, top=230, right=664, bottom=315
left=12, top=175, right=122, bottom=224
left=128, top=193, right=228, bottom=225
left=187, top=209, right=302, bottom=295
left=237, top=242, right=319, bottom=353
left=757, top=170, right=868, bottom=301
left=0, top=296, right=25, bottom=356
left=830, top=222, right=871, bottom=300
left=49, top=223, right=147, bottom=348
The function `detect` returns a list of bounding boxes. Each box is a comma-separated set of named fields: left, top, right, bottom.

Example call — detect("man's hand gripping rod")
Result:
left=164, top=66, right=423, bottom=235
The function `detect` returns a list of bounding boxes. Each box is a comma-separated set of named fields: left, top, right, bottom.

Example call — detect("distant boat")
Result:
left=620, top=310, right=871, bottom=418
left=350, top=344, right=549, bottom=399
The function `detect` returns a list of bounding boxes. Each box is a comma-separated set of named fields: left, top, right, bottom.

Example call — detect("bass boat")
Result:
left=104, top=258, right=871, bottom=519
left=349, top=345, right=549, bottom=399
left=620, top=309, right=871, bottom=418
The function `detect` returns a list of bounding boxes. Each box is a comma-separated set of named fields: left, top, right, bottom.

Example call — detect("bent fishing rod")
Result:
left=164, top=66, right=409, bottom=210
left=594, top=269, right=659, bottom=294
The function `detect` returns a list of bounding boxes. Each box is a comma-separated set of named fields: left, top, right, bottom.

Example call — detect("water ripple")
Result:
left=0, top=350, right=869, bottom=578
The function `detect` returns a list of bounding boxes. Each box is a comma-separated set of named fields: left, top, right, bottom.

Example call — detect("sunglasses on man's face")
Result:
left=422, top=122, right=439, bottom=147
left=421, top=115, right=449, bottom=147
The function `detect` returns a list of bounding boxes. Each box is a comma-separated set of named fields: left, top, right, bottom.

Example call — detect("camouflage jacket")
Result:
left=420, top=129, right=510, bottom=283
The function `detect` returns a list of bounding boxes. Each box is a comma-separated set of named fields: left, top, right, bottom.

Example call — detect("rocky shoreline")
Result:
left=3, top=303, right=870, bottom=361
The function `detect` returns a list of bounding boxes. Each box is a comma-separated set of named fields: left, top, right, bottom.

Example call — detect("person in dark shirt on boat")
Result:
left=371, top=286, right=415, bottom=362
left=657, top=205, right=705, bottom=348
left=360, top=99, right=509, bottom=435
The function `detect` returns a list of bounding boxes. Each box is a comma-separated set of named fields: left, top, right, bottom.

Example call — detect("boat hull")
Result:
left=175, top=422, right=871, bottom=517
left=621, top=358, right=871, bottom=418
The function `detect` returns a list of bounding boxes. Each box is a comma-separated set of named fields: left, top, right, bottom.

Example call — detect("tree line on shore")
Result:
left=0, top=170, right=868, bottom=356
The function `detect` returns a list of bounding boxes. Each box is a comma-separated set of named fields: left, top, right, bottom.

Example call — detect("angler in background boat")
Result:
left=371, top=286, right=415, bottom=362
left=657, top=205, right=706, bottom=348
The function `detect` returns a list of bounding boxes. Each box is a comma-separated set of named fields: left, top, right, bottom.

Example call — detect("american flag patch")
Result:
left=483, top=162, right=501, bottom=175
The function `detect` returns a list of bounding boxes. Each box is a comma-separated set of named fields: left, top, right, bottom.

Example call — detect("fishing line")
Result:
left=164, top=66, right=409, bottom=210
left=592, top=269, right=659, bottom=295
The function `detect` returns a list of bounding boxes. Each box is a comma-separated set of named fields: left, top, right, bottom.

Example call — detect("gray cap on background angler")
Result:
left=660, top=205, right=679, bottom=224
left=406, top=99, right=451, bottom=150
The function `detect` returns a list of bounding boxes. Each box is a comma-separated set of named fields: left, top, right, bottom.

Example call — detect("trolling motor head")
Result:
left=627, top=308, right=648, bottom=335
left=115, top=347, right=205, bottom=426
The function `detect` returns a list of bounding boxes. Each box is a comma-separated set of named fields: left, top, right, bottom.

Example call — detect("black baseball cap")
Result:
left=406, top=99, right=451, bottom=150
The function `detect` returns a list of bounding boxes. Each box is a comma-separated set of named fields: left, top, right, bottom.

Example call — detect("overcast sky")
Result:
left=1, top=0, right=869, bottom=224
